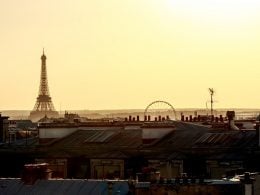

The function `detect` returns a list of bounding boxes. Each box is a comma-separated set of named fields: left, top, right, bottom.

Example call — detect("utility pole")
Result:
left=208, top=88, right=214, bottom=122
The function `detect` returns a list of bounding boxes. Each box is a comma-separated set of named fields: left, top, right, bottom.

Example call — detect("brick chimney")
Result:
left=21, top=163, right=52, bottom=185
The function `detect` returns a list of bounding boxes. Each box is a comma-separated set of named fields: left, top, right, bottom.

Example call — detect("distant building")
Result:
left=0, top=114, right=9, bottom=143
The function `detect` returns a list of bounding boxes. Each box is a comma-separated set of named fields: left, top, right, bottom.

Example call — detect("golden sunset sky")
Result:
left=1, top=0, right=260, bottom=110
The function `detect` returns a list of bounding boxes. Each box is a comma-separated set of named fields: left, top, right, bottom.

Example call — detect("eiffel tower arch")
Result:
left=29, top=50, right=59, bottom=121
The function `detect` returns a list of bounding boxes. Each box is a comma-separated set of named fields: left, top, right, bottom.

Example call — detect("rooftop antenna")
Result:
left=208, top=88, right=214, bottom=121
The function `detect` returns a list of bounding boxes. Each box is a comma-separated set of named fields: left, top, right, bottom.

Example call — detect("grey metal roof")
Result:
left=194, top=131, right=257, bottom=148
left=50, top=129, right=142, bottom=149
left=39, top=121, right=258, bottom=160
left=0, top=178, right=129, bottom=195
left=83, top=131, right=117, bottom=143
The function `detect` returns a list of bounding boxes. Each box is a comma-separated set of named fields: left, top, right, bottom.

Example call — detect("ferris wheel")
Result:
left=144, top=100, right=177, bottom=121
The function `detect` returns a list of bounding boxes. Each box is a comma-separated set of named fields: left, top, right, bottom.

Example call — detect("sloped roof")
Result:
left=0, top=178, right=129, bottom=195
left=194, top=130, right=257, bottom=148
left=51, top=129, right=142, bottom=148
left=42, top=129, right=142, bottom=158
left=149, top=122, right=209, bottom=149
left=83, top=131, right=116, bottom=143
left=39, top=121, right=258, bottom=160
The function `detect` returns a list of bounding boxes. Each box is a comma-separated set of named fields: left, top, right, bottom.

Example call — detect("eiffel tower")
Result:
left=29, top=50, right=59, bottom=121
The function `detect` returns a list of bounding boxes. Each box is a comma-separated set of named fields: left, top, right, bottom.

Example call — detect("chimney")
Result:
left=211, top=115, right=214, bottom=122
left=220, top=115, right=223, bottom=122
left=129, top=115, right=132, bottom=121
left=137, top=115, right=140, bottom=121
left=226, top=111, right=239, bottom=130
left=148, top=115, right=151, bottom=121
left=22, top=163, right=52, bottom=185
left=241, top=172, right=254, bottom=195
left=144, top=115, right=147, bottom=121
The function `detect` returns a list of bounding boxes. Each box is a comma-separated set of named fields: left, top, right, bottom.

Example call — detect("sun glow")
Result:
left=166, top=0, right=260, bottom=21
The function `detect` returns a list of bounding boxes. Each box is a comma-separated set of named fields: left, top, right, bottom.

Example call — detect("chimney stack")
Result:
left=220, top=115, right=223, bottom=122
left=22, top=163, right=52, bottom=185
left=226, top=111, right=239, bottom=130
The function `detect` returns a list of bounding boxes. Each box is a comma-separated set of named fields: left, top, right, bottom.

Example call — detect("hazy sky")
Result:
left=1, top=0, right=260, bottom=110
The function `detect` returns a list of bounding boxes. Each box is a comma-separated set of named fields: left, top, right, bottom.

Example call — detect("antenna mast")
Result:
left=208, top=88, right=214, bottom=120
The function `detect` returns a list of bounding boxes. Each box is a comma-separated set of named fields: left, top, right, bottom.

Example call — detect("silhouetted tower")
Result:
left=29, top=50, right=58, bottom=121
left=208, top=88, right=214, bottom=121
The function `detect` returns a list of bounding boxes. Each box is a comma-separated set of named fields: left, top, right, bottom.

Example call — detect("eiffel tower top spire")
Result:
left=42, top=48, right=46, bottom=57
left=38, top=49, right=50, bottom=97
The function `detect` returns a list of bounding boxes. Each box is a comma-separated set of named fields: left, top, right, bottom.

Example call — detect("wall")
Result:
left=0, top=115, right=9, bottom=142
left=90, top=159, right=124, bottom=179
left=148, top=160, right=183, bottom=178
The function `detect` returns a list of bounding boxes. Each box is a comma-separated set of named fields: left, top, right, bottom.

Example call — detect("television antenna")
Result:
left=208, top=88, right=215, bottom=119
